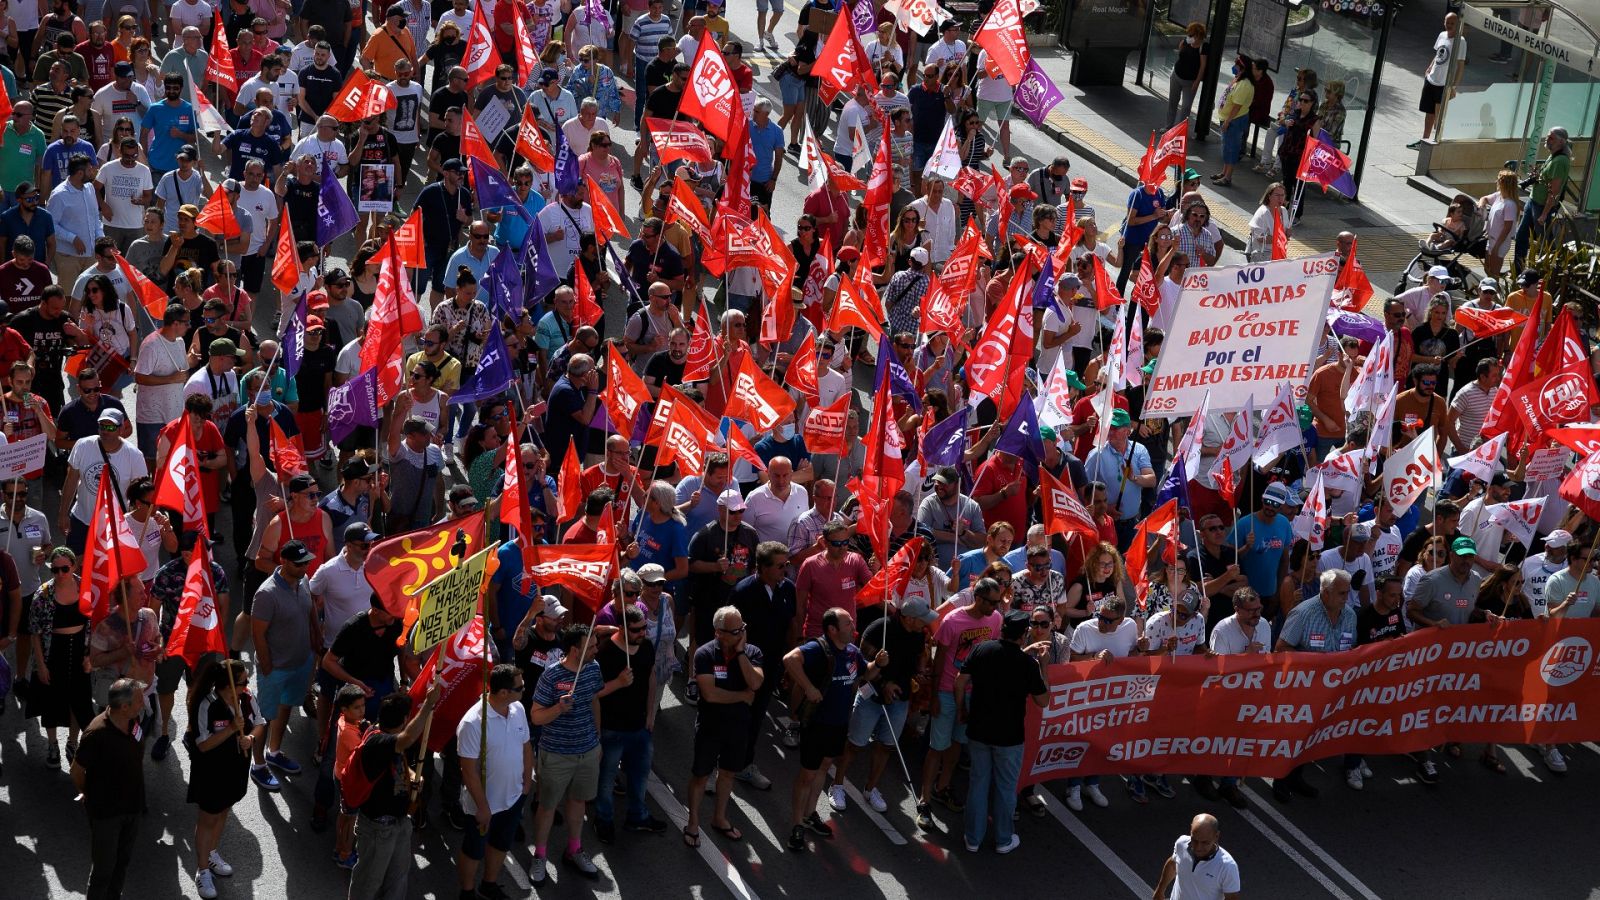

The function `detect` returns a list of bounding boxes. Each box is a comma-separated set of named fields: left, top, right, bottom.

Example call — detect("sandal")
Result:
left=710, top=821, right=743, bottom=842
left=1480, top=753, right=1506, bottom=774
left=1213, top=178, right=1232, bottom=187
left=1444, top=743, right=1463, bottom=758
left=681, top=827, right=701, bottom=848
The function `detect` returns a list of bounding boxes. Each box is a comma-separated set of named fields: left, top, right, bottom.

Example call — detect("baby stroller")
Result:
left=1394, top=192, right=1487, bottom=295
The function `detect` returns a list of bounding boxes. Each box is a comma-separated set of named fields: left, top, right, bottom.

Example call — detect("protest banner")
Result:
left=1020, top=619, right=1600, bottom=784
left=410, top=543, right=497, bottom=652
left=1144, top=254, right=1338, bottom=418
left=0, top=433, right=47, bottom=480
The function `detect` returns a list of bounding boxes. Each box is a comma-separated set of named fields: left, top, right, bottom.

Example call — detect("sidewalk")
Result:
left=1026, top=30, right=1451, bottom=295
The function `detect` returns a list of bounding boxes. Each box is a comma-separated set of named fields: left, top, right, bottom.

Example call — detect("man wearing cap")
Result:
left=155, top=140, right=212, bottom=231
left=1272, top=568, right=1358, bottom=799
left=361, top=5, right=418, bottom=79
left=310, top=520, right=379, bottom=665
left=917, top=465, right=985, bottom=569
left=184, top=338, right=243, bottom=425
left=1228, top=483, right=1294, bottom=614
left=322, top=460, right=381, bottom=549
left=90, top=61, right=151, bottom=147
left=58, top=406, right=146, bottom=553
left=1083, top=408, right=1157, bottom=549
left=248, top=539, right=320, bottom=790
left=955, top=609, right=1047, bottom=852
left=1397, top=265, right=1452, bottom=330
left=687, top=489, right=761, bottom=648
left=95, top=136, right=154, bottom=252
left=1318, top=514, right=1375, bottom=608
left=1521, top=529, right=1571, bottom=607
left=1408, top=536, right=1483, bottom=631
left=323, top=587, right=416, bottom=725
left=388, top=417, right=447, bottom=532
left=414, top=156, right=474, bottom=301
left=828, top=597, right=934, bottom=814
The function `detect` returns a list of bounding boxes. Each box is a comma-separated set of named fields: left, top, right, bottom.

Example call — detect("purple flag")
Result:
left=280, top=295, right=307, bottom=379
left=452, top=322, right=514, bottom=404
left=1013, top=58, right=1065, bottom=126
left=993, top=392, right=1044, bottom=474
left=1156, top=454, right=1190, bottom=509
left=1327, top=309, right=1386, bottom=344
left=327, top=369, right=380, bottom=444
left=1312, top=130, right=1359, bottom=196
left=922, top=406, right=968, bottom=469
left=470, top=157, right=529, bottom=221
left=875, top=335, right=922, bottom=410
left=314, top=159, right=360, bottom=246
left=522, top=213, right=563, bottom=308
left=553, top=125, right=580, bottom=196
left=484, top=242, right=523, bottom=319
left=848, top=0, right=876, bottom=35
left=1029, top=253, right=1068, bottom=322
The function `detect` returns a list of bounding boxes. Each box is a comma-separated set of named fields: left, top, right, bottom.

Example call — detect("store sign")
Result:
left=1462, top=4, right=1600, bottom=74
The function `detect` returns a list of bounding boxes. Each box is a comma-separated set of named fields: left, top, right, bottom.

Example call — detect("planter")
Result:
left=1287, top=3, right=1318, bottom=36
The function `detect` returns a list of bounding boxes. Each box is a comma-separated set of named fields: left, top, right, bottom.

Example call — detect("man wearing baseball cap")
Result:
left=1083, top=408, right=1156, bottom=549
left=686, top=489, right=760, bottom=649
left=1320, top=518, right=1375, bottom=608
left=1227, top=482, right=1295, bottom=613
left=248, top=539, right=320, bottom=790
left=1521, top=529, right=1571, bottom=607
left=1397, top=263, right=1452, bottom=329
left=955, top=608, right=1048, bottom=852
left=59, top=405, right=147, bottom=554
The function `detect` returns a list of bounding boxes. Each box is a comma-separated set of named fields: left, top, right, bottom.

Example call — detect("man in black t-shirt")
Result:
left=296, top=42, right=344, bottom=127
left=277, top=154, right=323, bottom=244
left=956, top=611, right=1049, bottom=853
left=828, top=599, right=934, bottom=814
left=348, top=687, right=438, bottom=899
left=592, top=605, right=667, bottom=843
left=11, top=286, right=82, bottom=415
left=322, top=594, right=416, bottom=720
left=686, top=606, right=764, bottom=848
left=642, top=328, right=688, bottom=399
left=428, top=68, right=469, bottom=135
left=686, top=491, right=760, bottom=648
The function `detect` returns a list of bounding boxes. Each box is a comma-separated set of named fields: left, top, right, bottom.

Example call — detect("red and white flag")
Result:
left=1381, top=427, right=1439, bottom=516
left=153, top=417, right=205, bottom=530
left=526, top=543, right=616, bottom=609
left=1446, top=432, right=1507, bottom=484
left=1453, top=306, right=1527, bottom=340
left=1560, top=450, right=1600, bottom=522
left=163, top=535, right=226, bottom=669
left=206, top=10, right=238, bottom=93
left=678, top=40, right=739, bottom=143
left=78, top=471, right=146, bottom=624
left=1486, top=497, right=1547, bottom=549
left=462, top=0, right=499, bottom=89
left=856, top=537, right=926, bottom=607
left=804, top=393, right=850, bottom=455
left=602, top=350, right=652, bottom=439
left=1344, top=330, right=1394, bottom=419
left=514, top=103, right=555, bottom=170
left=329, top=67, right=397, bottom=122
left=726, top=351, right=797, bottom=433
left=1508, top=358, right=1598, bottom=438
left=973, top=0, right=1030, bottom=85
left=1209, top=400, right=1254, bottom=489
left=1251, top=382, right=1302, bottom=469
left=1291, top=472, right=1328, bottom=551
left=269, top=417, right=308, bottom=477
left=785, top=333, right=820, bottom=404
left=1173, top=389, right=1211, bottom=479
left=1040, top=467, right=1098, bottom=539
left=644, top=117, right=716, bottom=166
left=409, top=615, right=491, bottom=752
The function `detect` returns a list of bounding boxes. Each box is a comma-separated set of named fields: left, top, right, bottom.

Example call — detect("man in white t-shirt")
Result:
left=973, top=49, right=1015, bottom=160
left=1414, top=12, right=1466, bottom=147
left=168, top=0, right=213, bottom=38
left=1361, top=497, right=1404, bottom=577
left=235, top=159, right=279, bottom=293
left=91, top=62, right=152, bottom=143
left=1521, top=529, right=1570, bottom=608
left=562, top=100, right=612, bottom=157
left=832, top=85, right=873, bottom=173
left=742, top=456, right=809, bottom=546
left=924, top=21, right=966, bottom=69
left=1196, top=588, right=1266, bottom=807
left=94, top=137, right=153, bottom=250
left=907, top=176, right=958, bottom=263
left=1036, top=274, right=1083, bottom=377
left=61, top=409, right=149, bottom=552
left=1318, top=520, right=1375, bottom=608
left=132, top=307, right=191, bottom=460
left=1152, top=814, right=1242, bottom=900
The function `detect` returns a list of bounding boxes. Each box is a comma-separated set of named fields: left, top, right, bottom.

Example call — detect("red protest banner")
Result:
left=1020, top=619, right=1600, bottom=784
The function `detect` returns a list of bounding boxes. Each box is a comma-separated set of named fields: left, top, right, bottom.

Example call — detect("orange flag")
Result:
left=586, top=174, right=626, bottom=244
left=525, top=543, right=615, bottom=610
left=1271, top=208, right=1289, bottom=260
left=724, top=423, right=766, bottom=472
left=557, top=437, right=583, bottom=523
left=602, top=349, right=652, bottom=438
left=272, top=204, right=303, bottom=295
left=784, top=332, right=820, bottom=404
left=115, top=252, right=170, bottom=320
left=573, top=262, right=603, bottom=327
left=385, top=207, right=426, bottom=268
left=827, top=270, right=884, bottom=340
left=269, top=417, right=308, bottom=476
left=725, top=350, right=797, bottom=432
left=329, top=67, right=397, bottom=122
left=206, top=10, right=238, bottom=93
left=460, top=105, right=499, bottom=168
left=514, top=102, right=554, bottom=171
left=194, top=184, right=241, bottom=240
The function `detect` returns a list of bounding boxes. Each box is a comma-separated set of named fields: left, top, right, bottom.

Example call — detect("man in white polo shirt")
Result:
left=1152, top=813, right=1241, bottom=900
left=743, top=456, right=809, bottom=546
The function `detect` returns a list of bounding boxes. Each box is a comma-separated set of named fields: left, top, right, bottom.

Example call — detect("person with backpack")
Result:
left=329, top=684, right=368, bottom=871
left=186, top=658, right=265, bottom=900
left=344, top=680, right=441, bottom=900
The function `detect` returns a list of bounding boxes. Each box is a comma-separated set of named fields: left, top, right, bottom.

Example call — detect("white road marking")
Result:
left=1232, top=804, right=1356, bottom=900
left=1036, top=790, right=1155, bottom=898
left=647, top=772, right=764, bottom=900
left=1581, top=741, right=1600, bottom=758
left=1239, top=783, right=1384, bottom=900
left=772, top=715, right=909, bottom=846
left=1501, top=745, right=1543, bottom=781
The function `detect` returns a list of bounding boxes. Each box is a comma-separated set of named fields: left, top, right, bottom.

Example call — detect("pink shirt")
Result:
left=795, top=551, right=871, bottom=638
left=933, top=605, right=1001, bottom=692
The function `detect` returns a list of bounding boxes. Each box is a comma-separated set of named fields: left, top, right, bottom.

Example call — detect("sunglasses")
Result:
left=622, top=589, right=641, bottom=597
left=826, top=538, right=848, bottom=546
left=1031, top=620, right=1052, bottom=628
left=81, top=385, right=100, bottom=393
left=52, top=564, right=72, bottom=573
left=1096, top=614, right=1122, bottom=624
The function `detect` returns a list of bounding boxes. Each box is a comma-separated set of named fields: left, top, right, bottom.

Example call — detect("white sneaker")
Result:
left=1065, top=786, right=1084, bottom=811
left=1359, top=762, right=1374, bottom=779
left=1084, top=785, right=1110, bottom=808
left=196, top=869, right=218, bottom=900
left=1544, top=746, right=1568, bottom=773
left=1345, top=770, right=1364, bottom=791
left=207, top=850, right=234, bottom=877
left=866, top=788, right=888, bottom=813
left=829, top=784, right=847, bottom=811
left=996, top=834, right=1021, bottom=854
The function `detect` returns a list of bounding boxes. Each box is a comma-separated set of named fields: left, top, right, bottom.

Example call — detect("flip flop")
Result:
left=682, top=827, right=701, bottom=848
left=710, top=822, right=744, bottom=842
left=1480, top=754, right=1506, bottom=774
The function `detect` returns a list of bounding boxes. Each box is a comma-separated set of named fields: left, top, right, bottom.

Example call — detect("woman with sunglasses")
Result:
left=186, top=657, right=265, bottom=900
left=1012, top=543, right=1066, bottom=617
left=955, top=110, right=989, bottom=226
left=128, top=38, right=162, bottom=99
left=94, top=116, right=146, bottom=165
left=389, top=360, right=449, bottom=451
left=78, top=273, right=139, bottom=393
left=26, top=547, right=92, bottom=767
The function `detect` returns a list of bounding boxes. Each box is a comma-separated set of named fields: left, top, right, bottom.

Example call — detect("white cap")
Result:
left=539, top=594, right=569, bottom=619
left=1545, top=529, right=1573, bottom=548
left=909, top=246, right=930, bottom=266
left=717, top=488, right=747, bottom=512
left=1427, top=265, right=1451, bottom=281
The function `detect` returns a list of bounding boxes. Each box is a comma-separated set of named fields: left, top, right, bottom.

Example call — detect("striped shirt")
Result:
left=531, top=660, right=604, bottom=755
left=1450, top=381, right=1494, bottom=451
left=629, top=14, right=676, bottom=65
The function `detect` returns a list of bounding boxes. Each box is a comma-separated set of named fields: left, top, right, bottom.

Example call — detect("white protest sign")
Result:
left=1144, top=254, right=1338, bottom=419
left=0, top=434, right=47, bottom=479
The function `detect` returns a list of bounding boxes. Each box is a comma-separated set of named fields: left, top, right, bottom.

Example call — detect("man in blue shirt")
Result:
left=748, top=98, right=785, bottom=210
left=140, top=73, right=196, bottom=181
left=1082, top=408, right=1156, bottom=550
left=40, top=115, right=96, bottom=193
left=218, top=108, right=288, bottom=180
left=1117, top=181, right=1170, bottom=291
left=1273, top=566, right=1358, bottom=802
left=1229, top=481, right=1295, bottom=608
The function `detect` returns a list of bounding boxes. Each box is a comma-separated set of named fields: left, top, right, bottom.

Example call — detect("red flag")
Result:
left=78, top=470, right=146, bottom=623
left=644, top=117, right=715, bottom=166
left=785, top=333, right=820, bottom=404
left=1481, top=285, right=1545, bottom=440
left=206, top=10, right=238, bottom=93
left=646, top=385, right=719, bottom=471
left=586, top=174, right=627, bottom=244
left=1040, top=467, right=1098, bottom=539
left=410, top=615, right=490, bottom=752
left=973, top=0, right=1030, bottom=85
left=723, top=423, right=766, bottom=472
left=758, top=276, right=796, bottom=346
left=498, top=404, right=539, bottom=581
left=993, top=165, right=1015, bottom=244
left=514, top=102, right=554, bottom=171
left=462, top=0, right=498, bottom=90
left=1054, top=196, right=1082, bottom=272
left=115, top=251, right=170, bottom=319
left=678, top=40, right=739, bottom=143
left=815, top=7, right=875, bottom=102
left=269, top=418, right=308, bottom=476
left=1124, top=498, right=1180, bottom=612
left=803, top=392, right=849, bottom=455
left=1296, top=135, right=1355, bottom=193
left=1135, top=131, right=1162, bottom=186
left=459, top=105, right=498, bottom=168
left=603, top=349, right=653, bottom=439
left=1270, top=208, right=1289, bottom=260
left=194, top=184, right=241, bottom=240
left=860, top=131, right=893, bottom=270
left=852, top=475, right=898, bottom=568
left=163, top=534, right=227, bottom=669
left=526, top=543, right=616, bottom=609
left=664, top=177, right=713, bottom=246
left=721, top=120, right=755, bottom=213
left=272, top=203, right=303, bottom=295
left=385, top=207, right=426, bottom=268
left=1216, top=457, right=1237, bottom=509
left=725, top=350, right=797, bottom=432
left=361, top=240, right=424, bottom=405
left=819, top=151, right=866, bottom=192
left=827, top=270, right=885, bottom=340
left=153, top=417, right=205, bottom=530
left=1548, top=425, right=1600, bottom=458
left=365, top=511, right=488, bottom=618
left=511, top=0, right=537, bottom=83
left=557, top=437, right=583, bottom=522
left=1561, top=450, right=1600, bottom=522
left=1331, top=238, right=1373, bottom=312
left=572, top=263, right=603, bottom=327
left=1090, top=254, right=1122, bottom=310
left=856, top=537, right=926, bottom=607
left=0, top=68, right=13, bottom=125
left=1154, top=120, right=1188, bottom=173
left=1508, top=358, right=1598, bottom=437
left=329, top=67, right=397, bottom=122
left=968, top=256, right=1028, bottom=400
left=1129, top=247, right=1160, bottom=316
left=1535, top=307, right=1588, bottom=378
left=952, top=167, right=989, bottom=201
left=1454, top=306, right=1527, bottom=340
left=682, top=312, right=719, bottom=382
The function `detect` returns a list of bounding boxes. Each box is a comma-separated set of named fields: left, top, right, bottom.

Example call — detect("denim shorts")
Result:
left=257, top=660, right=314, bottom=720
left=928, top=689, right=968, bottom=751
left=847, top=694, right=909, bottom=748
left=780, top=72, right=806, bottom=106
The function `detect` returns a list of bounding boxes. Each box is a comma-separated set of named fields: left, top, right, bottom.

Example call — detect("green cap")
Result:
left=208, top=337, right=238, bottom=357
left=1064, top=370, right=1087, bottom=391
left=1038, top=425, right=1057, bottom=440
left=1184, top=167, right=1201, bottom=181
left=1109, top=408, right=1132, bottom=428
left=1451, top=536, right=1478, bottom=556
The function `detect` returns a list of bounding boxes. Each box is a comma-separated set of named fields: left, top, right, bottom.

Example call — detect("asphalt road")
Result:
left=3, top=9, right=1598, bottom=900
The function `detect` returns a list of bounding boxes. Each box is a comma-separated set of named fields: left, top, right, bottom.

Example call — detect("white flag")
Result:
left=1035, top=351, right=1076, bottom=431
left=1370, top=387, right=1397, bottom=469
left=800, top=118, right=829, bottom=194
left=1174, top=389, right=1211, bottom=481
left=1251, top=382, right=1303, bottom=469
left=1345, top=330, right=1393, bottom=420
left=1314, top=445, right=1368, bottom=495
left=1381, top=426, right=1439, bottom=516
left=1106, top=317, right=1128, bottom=391
left=1208, top=398, right=1255, bottom=488
left=1446, top=433, right=1507, bottom=485
left=1487, top=497, right=1547, bottom=549
left=1291, top=472, right=1328, bottom=550
left=923, top=116, right=964, bottom=180
left=1093, top=377, right=1116, bottom=453
left=1124, top=313, right=1145, bottom=388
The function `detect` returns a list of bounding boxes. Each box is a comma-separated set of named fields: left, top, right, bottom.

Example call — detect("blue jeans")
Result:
left=963, top=740, right=1023, bottom=848
left=1221, top=116, right=1249, bottom=165
left=1513, top=198, right=1547, bottom=269
left=594, top=727, right=652, bottom=824
left=633, top=57, right=650, bottom=128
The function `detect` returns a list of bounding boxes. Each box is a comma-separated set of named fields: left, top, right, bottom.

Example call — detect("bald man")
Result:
left=743, top=456, right=809, bottom=546
left=1153, top=813, right=1241, bottom=900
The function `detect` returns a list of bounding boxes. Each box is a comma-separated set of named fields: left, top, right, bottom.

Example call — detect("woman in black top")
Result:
left=1167, top=23, right=1208, bottom=129
left=1277, top=91, right=1320, bottom=220
left=1410, top=296, right=1462, bottom=374
left=186, top=659, right=264, bottom=894
left=26, top=548, right=91, bottom=767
